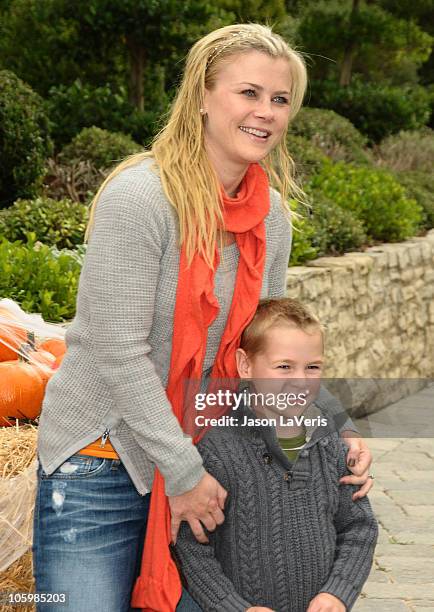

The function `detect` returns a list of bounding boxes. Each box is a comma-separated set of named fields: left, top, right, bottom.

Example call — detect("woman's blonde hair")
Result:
left=86, top=23, right=308, bottom=267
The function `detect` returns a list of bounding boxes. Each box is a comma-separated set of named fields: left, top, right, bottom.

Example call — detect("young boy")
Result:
left=174, top=297, right=378, bottom=612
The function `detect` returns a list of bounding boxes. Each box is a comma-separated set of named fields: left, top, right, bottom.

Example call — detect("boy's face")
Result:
left=236, top=324, right=323, bottom=413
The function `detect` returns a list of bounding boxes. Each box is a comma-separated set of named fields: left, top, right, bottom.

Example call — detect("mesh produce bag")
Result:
left=0, top=301, right=66, bottom=593
left=0, top=460, right=37, bottom=572
left=0, top=424, right=38, bottom=575
left=0, top=298, right=66, bottom=426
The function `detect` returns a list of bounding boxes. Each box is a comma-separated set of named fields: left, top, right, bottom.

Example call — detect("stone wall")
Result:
left=285, top=230, right=434, bottom=416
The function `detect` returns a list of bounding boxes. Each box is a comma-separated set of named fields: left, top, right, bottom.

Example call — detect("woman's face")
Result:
left=203, top=50, right=292, bottom=171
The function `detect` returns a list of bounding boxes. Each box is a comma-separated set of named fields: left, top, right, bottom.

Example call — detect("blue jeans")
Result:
left=33, top=453, right=202, bottom=612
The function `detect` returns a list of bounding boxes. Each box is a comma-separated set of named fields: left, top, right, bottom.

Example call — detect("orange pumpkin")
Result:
left=25, top=348, right=56, bottom=383
left=53, top=352, right=65, bottom=370
left=0, top=359, right=45, bottom=425
left=0, top=309, right=27, bottom=361
left=19, top=333, right=56, bottom=384
left=39, top=337, right=66, bottom=360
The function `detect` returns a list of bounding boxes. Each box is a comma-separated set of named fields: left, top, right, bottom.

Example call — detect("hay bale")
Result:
left=0, top=424, right=37, bottom=607
left=0, top=551, right=35, bottom=612
left=0, top=422, right=37, bottom=478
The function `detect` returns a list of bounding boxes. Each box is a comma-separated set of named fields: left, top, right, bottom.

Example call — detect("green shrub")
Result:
left=289, top=107, right=371, bottom=164
left=427, top=84, right=434, bottom=130
left=289, top=203, right=320, bottom=266
left=286, top=134, right=328, bottom=181
left=45, top=80, right=162, bottom=149
left=309, top=161, right=423, bottom=242
left=0, top=236, right=81, bottom=321
left=289, top=192, right=368, bottom=266
left=0, top=70, right=52, bottom=208
left=395, top=171, right=434, bottom=229
left=50, top=243, right=87, bottom=266
left=307, top=190, right=368, bottom=255
left=42, top=158, right=107, bottom=204
left=374, top=128, right=434, bottom=173
left=308, top=78, right=431, bottom=143
left=0, top=197, right=88, bottom=249
left=60, top=127, right=142, bottom=170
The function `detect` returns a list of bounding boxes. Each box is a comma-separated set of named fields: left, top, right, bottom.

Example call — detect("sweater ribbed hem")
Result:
left=217, top=591, right=252, bottom=611
left=319, top=575, right=361, bottom=610
left=164, top=455, right=206, bottom=497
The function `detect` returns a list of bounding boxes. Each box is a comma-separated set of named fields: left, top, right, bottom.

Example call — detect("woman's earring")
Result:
left=199, top=108, right=206, bottom=115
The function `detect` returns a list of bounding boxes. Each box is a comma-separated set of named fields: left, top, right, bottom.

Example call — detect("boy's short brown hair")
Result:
left=240, top=297, right=324, bottom=356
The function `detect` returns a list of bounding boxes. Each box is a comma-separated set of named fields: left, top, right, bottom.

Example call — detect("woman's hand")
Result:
left=339, top=431, right=374, bottom=500
left=168, top=472, right=227, bottom=544
left=307, top=592, right=345, bottom=611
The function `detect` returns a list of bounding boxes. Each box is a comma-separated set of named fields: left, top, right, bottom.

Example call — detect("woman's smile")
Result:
left=239, top=125, right=272, bottom=141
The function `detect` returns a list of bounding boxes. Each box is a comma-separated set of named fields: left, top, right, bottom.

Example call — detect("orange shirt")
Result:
left=77, top=437, right=119, bottom=459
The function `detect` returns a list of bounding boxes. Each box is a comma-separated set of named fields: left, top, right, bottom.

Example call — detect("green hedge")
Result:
left=0, top=70, right=52, bottom=208
left=289, top=107, right=371, bottom=164
left=60, top=127, right=142, bottom=170
left=45, top=80, right=162, bottom=149
left=289, top=204, right=319, bottom=266
left=0, top=236, right=81, bottom=321
left=289, top=193, right=368, bottom=266
left=308, top=78, right=431, bottom=143
left=0, top=197, right=88, bottom=249
left=308, top=161, right=423, bottom=242
left=395, top=171, right=434, bottom=230
left=374, top=128, right=434, bottom=173
left=286, top=134, right=328, bottom=181
left=308, top=191, right=368, bottom=256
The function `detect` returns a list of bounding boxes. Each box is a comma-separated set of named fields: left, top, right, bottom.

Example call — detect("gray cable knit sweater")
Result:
left=37, top=157, right=356, bottom=498
left=175, top=402, right=378, bottom=612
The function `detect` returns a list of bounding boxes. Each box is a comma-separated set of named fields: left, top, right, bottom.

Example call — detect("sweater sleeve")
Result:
left=83, top=172, right=205, bottom=496
left=315, top=385, right=359, bottom=435
left=267, top=189, right=292, bottom=299
left=174, top=440, right=253, bottom=612
left=318, top=441, right=378, bottom=610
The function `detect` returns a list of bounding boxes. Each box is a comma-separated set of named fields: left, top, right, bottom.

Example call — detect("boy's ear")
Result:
left=235, top=348, right=251, bottom=378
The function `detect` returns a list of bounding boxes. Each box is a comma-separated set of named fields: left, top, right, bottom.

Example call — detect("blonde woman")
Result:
left=33, top=23, right=373, bottom=612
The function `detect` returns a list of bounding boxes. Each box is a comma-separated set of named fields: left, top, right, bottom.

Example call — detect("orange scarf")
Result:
left=131, top=163, right=270, bottom=611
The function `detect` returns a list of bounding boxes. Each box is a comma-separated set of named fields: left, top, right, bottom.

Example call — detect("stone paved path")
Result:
left=352, top=383, right=434, bottom=611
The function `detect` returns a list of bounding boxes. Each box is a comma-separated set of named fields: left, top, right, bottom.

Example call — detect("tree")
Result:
left=218, top=0, right=286, bottom=23
left=0, top=70, right=52, bottom=207
left=340, top=0, right=360, bottom=86
left=297, top=0, right=433, bottom=86
left=0, top=0, right=231, bottom=111
left=69, top=0, right=219, bottom=112
left=0, top=0, right=124, bottom=96
left=378, top=0, right=434, bottom=85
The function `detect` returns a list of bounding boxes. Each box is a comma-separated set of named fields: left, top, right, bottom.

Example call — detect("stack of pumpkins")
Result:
left=0, top=306, right=66, bottom=426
